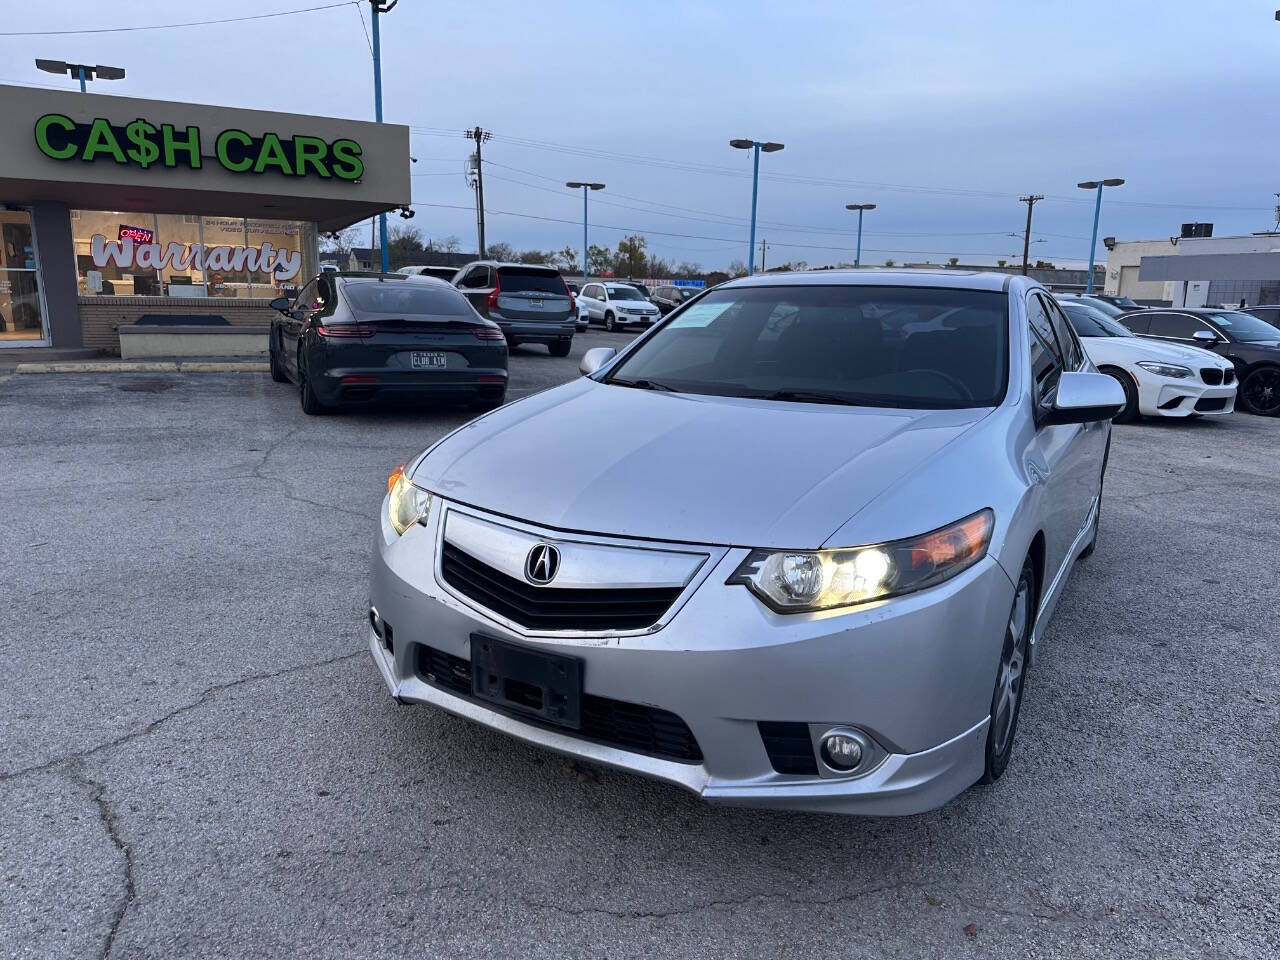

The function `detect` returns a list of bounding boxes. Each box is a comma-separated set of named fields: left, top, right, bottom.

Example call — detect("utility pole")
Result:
left=1018, top=195, right=1043, bottom=276
left=759, top=238, right=768, bottom=273
left=465, top=127, right=492, bottom=257
left=370, top=1, right=397, bottom=273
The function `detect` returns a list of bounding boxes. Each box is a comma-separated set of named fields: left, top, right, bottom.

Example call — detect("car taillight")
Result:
left=315, top=323, right=373, bottom=339
left=485, top=275, right=501, bottom=311
left=474, top=327, right=505, bottom=341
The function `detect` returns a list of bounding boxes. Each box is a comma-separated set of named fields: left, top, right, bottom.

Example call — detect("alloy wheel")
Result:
left=992, top=577, right=1030, bottom=756
left=1242, top=368, right=1280, bottom=416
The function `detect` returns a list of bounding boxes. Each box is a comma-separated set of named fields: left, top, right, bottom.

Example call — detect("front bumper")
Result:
left=1138, top=375, right=1236, bottom=417
left=368, top=499, right=1015, bottom=815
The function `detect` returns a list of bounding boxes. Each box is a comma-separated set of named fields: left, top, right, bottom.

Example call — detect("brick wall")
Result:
left=78, top=296, right=278, bottom=354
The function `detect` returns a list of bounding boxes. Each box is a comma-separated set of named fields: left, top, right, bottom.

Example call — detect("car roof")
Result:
left=462, top=260, right=560, bottom=271
left=719, top=268, right=1017, bottom=293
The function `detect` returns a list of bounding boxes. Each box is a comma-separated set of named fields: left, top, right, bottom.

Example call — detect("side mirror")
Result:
left=580, top=346, right=617, bottom=376
left=269, top=296, right=291, bottom=312
left=1042, top=371, right=1126, bottom=425
left=1193, top=329, right=1220, bottom=344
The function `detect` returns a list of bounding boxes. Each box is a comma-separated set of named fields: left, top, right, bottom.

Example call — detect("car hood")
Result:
left=1081, top=336, right=1229, bottom=367
left=413, top=379, right=990, bottom=548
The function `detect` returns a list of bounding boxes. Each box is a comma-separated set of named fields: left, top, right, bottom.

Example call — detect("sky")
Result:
left=6, top=0, right=1280, bottom=271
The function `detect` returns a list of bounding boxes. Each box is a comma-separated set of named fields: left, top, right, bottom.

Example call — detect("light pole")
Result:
left=845, top=203, right=876, bottom=267
left=1078, top=178, right=1124, bottom=294
left=566, top=182, right=605, bottom=283
left=35, top=59, right=125, bottom=92
left=370, top=1, right=398, bottom=273
left=730, top=138, right=784, bottom=274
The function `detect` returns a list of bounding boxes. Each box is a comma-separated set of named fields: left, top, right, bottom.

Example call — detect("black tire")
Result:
left=1101, top=367, right=1140, bottom=423
left=268, top=335, right=288, bottom=383
left=298, top=349, right=327, bottom=416
left=1239, top=366, right=1280, bottom=417
left=549, top=340, right=572, bottom=358
left=605, top=311, right=617, bottom=332
left=980, top=556, right=1034, bottom=785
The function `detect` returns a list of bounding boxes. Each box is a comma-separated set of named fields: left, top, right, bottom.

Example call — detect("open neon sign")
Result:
left=118, top=224, right=154, bottom=244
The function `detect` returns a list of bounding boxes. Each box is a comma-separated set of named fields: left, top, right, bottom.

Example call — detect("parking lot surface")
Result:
left=2, top=330, right=1276, bottom=960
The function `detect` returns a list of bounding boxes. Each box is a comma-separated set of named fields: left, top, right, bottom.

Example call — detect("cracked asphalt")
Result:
left=2, top=330, right=1277, bottom=959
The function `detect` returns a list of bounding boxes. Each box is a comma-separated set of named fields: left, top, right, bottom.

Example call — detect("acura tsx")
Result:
left=367, top=270, right=1124, bottom=815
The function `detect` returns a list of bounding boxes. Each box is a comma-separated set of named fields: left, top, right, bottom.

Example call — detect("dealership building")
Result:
left=0, top=83, right=409, bottom=354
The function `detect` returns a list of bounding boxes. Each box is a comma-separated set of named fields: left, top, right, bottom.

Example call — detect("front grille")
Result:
left=1200, top=368, right=1224, bottom=385
left=440, top=541, right=683, bottom=632
left=1195, top=396, right=1229, bottom=412
left=758, top=721, right=819, bottom=775
left=1224, top=368, right=1236, bottom=385
left=414, top=644, right=703, bottom=763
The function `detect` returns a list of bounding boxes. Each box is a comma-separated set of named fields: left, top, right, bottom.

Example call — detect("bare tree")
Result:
left=727, top=259, right=748, bottom=278
left=442, top=235, right=461, bottom=253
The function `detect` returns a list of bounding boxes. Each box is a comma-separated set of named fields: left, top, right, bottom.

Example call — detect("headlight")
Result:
left=1137, top=361, right=1193, bottom=379
left=386, top=462, right=432, bottom=535
left=728, top=509, right=994, bottom=613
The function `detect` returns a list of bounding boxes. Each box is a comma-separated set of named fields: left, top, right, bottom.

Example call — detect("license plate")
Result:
left=471, top=635, right=583, bottom=729
left=527, top=299, right=544, bottom=309
left=411, top=351, right=447, bottom=369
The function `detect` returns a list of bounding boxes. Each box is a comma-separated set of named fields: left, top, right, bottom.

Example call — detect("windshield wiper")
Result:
left=759, top=389, right=895, bottom=407
left=607, top=377, right=678, bottom=392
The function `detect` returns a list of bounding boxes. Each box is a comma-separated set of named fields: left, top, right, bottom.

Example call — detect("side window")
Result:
left=1148, top=313, right=1203, bottom=339
left=587, top=284, right=601, bottom=299
left=1025, top=295, right=1063, bottom=405
left=1041, top=294, right=1084, bottom=370
left=1120, top=312, right=1153, bottom=335
left=459, top=267, right=488, bottom=289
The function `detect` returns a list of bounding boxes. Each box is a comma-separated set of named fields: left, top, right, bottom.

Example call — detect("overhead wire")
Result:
left=0, top=1, right=358, bottom=36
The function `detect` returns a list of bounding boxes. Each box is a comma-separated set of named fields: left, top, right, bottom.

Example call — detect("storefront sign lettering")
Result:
left=118, top=224, right=154, bottom=243
left=89, top=233, right=302, bottom=280
left=34, top=114, right=364, bottom=181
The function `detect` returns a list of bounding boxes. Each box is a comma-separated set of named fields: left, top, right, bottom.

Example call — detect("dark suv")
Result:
left=1118, top=307, right=1280, bottom=415
left=652, top=285, right=701, bottom=315
left=454, top=261, right=576, bottom=356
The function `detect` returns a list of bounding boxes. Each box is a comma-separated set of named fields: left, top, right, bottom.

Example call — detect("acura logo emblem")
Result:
left=525, top=543, right=560, bottom=585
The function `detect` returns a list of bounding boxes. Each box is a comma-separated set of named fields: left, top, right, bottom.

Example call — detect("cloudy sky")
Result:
left=7, top=0, right=1280, bottom=270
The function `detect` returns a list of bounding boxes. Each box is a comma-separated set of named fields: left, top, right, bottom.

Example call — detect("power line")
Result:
left=0, top=1, right=357, bottom=36
left=353, top=2, right=374, bottom=57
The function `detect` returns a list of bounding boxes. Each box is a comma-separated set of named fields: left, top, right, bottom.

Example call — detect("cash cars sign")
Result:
left=33, top=113, right=364, bottom=181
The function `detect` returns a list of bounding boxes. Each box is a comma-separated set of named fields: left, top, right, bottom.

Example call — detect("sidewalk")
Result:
left=3, top=358, right=269, bottom=375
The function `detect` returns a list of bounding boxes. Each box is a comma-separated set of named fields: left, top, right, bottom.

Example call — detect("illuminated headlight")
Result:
left=1137, top=361, right=1193, bottom=379
left=728, top=509, right=993, bottom=613
left=386, top=463, right=433, bottom=535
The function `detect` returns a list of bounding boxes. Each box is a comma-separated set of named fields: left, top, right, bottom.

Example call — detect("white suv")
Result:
left=578, top=282, right=661, bottom=331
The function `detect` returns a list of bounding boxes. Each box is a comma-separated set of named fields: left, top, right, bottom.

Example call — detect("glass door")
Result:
left=0, top=208, right=48, bottom=346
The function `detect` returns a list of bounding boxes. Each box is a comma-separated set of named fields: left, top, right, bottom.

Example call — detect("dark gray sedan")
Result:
left=269, top=273, right=508, bottom=415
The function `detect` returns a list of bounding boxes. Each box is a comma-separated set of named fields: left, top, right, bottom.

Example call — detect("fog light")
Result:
left=821, top=734, right=863, bottom=772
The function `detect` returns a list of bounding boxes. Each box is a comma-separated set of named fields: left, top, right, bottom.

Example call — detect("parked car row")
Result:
left=1052, top=293, right=1280, bottom=418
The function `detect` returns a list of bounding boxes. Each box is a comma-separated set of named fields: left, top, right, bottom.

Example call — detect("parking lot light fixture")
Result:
left=566, top=182, right=605, bottom=282
left=35, top=59, right=125, bottom=92
left=1078, top=178, right=1125, bottom=293
left=731, top=138, right=785, bottom=274
left=845, top=203, right=877, bottom=268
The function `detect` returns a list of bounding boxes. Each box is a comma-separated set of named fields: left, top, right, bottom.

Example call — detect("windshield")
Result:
left=1111, top=296, right=1140, bottom=308
left=341, top=280, right=472, bottom=317
left=607, top=286, right=646, bottom=300
left=1062, top=304, right=1132, bottom=338
left=1066, top=296, right=1126, bottom=318
left=605, top=284, right=1009, bottom=409
left=496, top=268, right=569, bottom=296
left=1206, top=311, right=1280, bottom=342
left=677, top=288, right=698, bottom=300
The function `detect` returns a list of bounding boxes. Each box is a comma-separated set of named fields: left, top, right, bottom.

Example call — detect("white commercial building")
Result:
left=1105, top=232, right=1280, bottom=307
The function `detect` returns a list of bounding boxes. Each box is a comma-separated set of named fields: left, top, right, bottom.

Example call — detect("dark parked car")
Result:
left=268, top=272, right=507, bottom=415
left=1241, top=305, right=1280, bottom=331
left=1118, top=308, right=1280, bottom=416
left=1087, top=293, right=1144, bottom=312
left=621, top=280, right=652, bottom=299
left=651, top=285, right=701, bottom=315
left=453, top=261, right=576, bottom=356
left=1053, top=293, right=1130, bottom=319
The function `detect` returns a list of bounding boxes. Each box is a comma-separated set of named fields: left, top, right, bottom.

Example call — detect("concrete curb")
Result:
left=13, top=360, right=270, bottom=374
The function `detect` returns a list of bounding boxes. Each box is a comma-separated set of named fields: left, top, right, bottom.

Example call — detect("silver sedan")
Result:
left=367, top=270, right=1123, bottom=815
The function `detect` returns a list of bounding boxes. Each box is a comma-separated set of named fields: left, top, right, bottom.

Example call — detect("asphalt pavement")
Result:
left=2, top=329, right=1277, bottom=959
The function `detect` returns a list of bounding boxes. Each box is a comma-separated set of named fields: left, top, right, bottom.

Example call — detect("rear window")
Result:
left=341, top=279, right=473, bottom=317
left=606, top=284, right=1009, bottom=409
left=496, top=268, right=568, bottom=295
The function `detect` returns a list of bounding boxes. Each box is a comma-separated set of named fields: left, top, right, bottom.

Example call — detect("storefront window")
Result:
left=0, top=209, right=47, bottom=344
left=73, top=210, right=317, bottom=299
